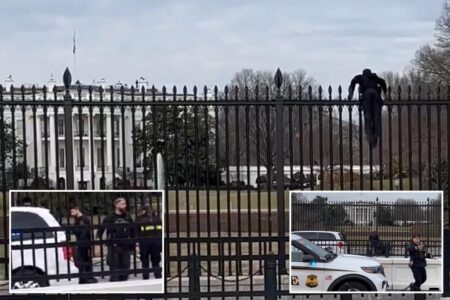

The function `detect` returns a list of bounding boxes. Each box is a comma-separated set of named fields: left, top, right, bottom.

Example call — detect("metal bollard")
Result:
left=264, top=255, right=277, bottom=300
left=443, top=229, right=450, bottom=297
left=188, top=253, right=200, bottom=300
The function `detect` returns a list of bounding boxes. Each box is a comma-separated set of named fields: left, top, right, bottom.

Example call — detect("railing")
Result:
left=10, top=223, right=162, bottom=285
left=0, top=68, right=449, bottom=298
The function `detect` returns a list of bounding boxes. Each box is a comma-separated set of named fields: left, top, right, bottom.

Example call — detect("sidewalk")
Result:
left=11, top=277, right=164, bottom=294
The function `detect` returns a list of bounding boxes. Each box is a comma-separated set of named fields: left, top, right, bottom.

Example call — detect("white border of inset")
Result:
left=288, top=190, right=444, bottom=294
left=8, top=189, right=165, bottom=295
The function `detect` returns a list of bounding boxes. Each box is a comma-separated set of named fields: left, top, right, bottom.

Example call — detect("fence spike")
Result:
left=437, top=85, right=441, bottom=100
left=99, top=85, right=104, bottom=94
left=203, top=85, right=208, bottom=96
left=63, top=67, right=71, bottom=90
left=318, top=85, right=322, bottom=99
left=288, top=85, right=292, bottom=99
left=141, top=85, right=145, bottom=94
left=234, top=85, right=239, bottom=99
left=407, top=85, right=411, bottom=99
left=338, top=85, right=342, bottom=97
left=214, top=86, right=218, bottom=97
left=88, top=85, right=93, bottom=93
left=183, top=85, right=188, bottom=96
left=173, top=86, right=177, bottom=95
left=274, top=68, right=283, bottom=89
left=417, top=85, right=422, bottom=98
left=193, top=85, right=197, bottom=95
left=427, top=85, right=431, bottom=98
left=255, top=85, right=259, bottom=100
left=387, top=86, right=392, bottom=100
left=162, top=85, right=167, bottom=95
left=265, top=84, right=269, bottom=99
left=42, top=85, right=47, bottom=94
left=328, top=86, right=332, bottom=99
left=244, top=85, right=249, bottom=99
left=308, top=86, right=312, bottom=99
left=397, top=86, right=401, bottom=100
left=53, top=85, right=57, bottom=93
left=298, top=85, right=302, bottom=100
left=20, top=85, right=25, bottom=94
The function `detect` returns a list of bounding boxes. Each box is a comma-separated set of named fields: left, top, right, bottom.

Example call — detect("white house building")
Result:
left=2, top=76, right=196, bottom=189
left=343, top=201, right=377, bottom=225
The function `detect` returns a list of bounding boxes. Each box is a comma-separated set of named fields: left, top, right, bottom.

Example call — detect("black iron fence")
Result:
left=10, top=224, right=162, bottom=286
left=0, top=68, right=449, bottom=298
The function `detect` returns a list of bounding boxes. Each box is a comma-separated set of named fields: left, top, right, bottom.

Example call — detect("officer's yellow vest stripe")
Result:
left=140, top=225, right=162, bottom=231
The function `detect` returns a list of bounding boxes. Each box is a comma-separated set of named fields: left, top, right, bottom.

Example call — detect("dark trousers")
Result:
left=362, top=89, right=382, bottom=146
left=107, top=245, right=131, bottom=281
left=140, top=242, right=162, bottom=279
left=411, top=266, right=427, bottom=290
left=75, top=247, right=94, bottom=281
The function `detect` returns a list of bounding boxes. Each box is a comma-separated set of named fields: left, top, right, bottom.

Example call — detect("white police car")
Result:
left=290, top=234, right=388, bottom=292
left=10, top=207, right=78, bottom=289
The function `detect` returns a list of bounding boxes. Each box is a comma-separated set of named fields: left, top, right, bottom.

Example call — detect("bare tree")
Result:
left=413, top=2, right=450, bottom=83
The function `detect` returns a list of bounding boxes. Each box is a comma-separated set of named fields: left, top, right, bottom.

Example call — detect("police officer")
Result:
left=408, top=233, right=431, bottom=291
left=96, top=197, right=135, bottom=282
left=69, top=207, right=98, bottom=284
left=136, top=205, right=162, bottom=279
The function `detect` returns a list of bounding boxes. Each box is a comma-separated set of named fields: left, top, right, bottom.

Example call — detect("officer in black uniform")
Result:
left=136, top=205, right=162, bottom=279
left=348, top=69, right=387, bottom=147
left=407, top=233, right=432, bottom=291
left=96, top=197, right=135, bottom=282
left=70, top=207, right=98, bottom=284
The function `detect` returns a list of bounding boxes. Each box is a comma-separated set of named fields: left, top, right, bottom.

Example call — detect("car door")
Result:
left=290, top=242, right=325, bottom=292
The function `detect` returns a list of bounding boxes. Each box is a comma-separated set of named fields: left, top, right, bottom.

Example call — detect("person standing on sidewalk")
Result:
left=96, top=197, right=135, bottom=282
left=136, top=205, right=162, bottom=279
left=69, top=207, right=98, bottom=284
left=408, top=233, right=432, bottom=291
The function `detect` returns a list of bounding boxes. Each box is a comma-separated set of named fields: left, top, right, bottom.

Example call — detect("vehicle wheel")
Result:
left=336, top=281, right=368, bottom=291
left=12, top=268, right=49, bottom=289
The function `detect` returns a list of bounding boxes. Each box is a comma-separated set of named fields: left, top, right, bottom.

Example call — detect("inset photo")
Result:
left=9, top=190, right=164, bottom=294
left=289, top=191, right=443, bottom=294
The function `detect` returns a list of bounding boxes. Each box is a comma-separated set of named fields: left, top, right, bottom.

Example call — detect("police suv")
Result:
left=290, top=234, right=388, bottom=292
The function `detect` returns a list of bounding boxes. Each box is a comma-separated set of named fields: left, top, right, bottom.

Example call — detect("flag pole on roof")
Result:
left=73, top=30, right=77, bottom=83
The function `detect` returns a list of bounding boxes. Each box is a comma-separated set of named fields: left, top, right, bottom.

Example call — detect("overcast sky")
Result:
left=0, top=0, right=445, bottom=89
left=296, top=191, right=442, bottom=203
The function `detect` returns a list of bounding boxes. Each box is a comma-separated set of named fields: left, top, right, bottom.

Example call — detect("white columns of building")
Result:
left=36, top=115, right=42, bottom=168
left=106, top=114, right=112, bottom=174
left=49, top=114, right=56, bottom=170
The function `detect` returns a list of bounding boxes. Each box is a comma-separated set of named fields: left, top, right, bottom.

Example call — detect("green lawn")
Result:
left=166, top=190, right=289, bottom=211
left=321, top=178, right=412, bottom=191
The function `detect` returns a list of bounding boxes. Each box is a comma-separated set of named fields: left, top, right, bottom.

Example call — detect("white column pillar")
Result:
left=106, top=114, right=112, bottom=175
left=36, top=115, right=42, bottom=168
left=49, top=114, right=56, bottom=170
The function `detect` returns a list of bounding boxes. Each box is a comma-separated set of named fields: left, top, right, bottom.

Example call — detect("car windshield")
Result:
left=292, top=234, right=333, bottom=261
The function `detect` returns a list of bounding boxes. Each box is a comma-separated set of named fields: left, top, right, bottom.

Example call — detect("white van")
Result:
left=10, top=207, right=78, bottom=289
left=290, top=234, right=388, bottom=292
